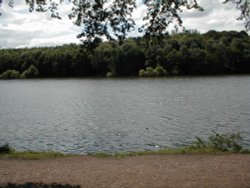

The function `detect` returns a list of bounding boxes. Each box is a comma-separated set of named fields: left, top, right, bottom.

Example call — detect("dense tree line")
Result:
left=0, top=30, right=250, bottom=79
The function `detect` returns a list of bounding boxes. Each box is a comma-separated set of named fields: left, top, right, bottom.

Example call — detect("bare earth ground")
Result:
left=1, top=154, right=250, bottom=188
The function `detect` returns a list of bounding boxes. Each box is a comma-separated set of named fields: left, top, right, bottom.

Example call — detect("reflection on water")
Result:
left=0, top=76, right=250, bottom=153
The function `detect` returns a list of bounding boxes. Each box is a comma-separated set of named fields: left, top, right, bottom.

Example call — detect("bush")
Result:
left=139, top=66, right=167, bottom=77
left=155, top=66, right=167, bottom=76
left=0, top=144, right=11, bottom=154
left=139, top=69, right=145, bottom=77
left=145, top=67, right=155, bottom=77
left=21, top=65, right=39, bottom=78
left=106, top=71, right=115, bottom=78
left=208, top=133, right=243, bottom=152
left=193, top=133, right=244, bottom=153
left=0, top=70, right=20, bottom=79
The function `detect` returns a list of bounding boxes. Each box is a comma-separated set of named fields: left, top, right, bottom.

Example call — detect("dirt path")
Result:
left=0, top=154, right=250, bottom=188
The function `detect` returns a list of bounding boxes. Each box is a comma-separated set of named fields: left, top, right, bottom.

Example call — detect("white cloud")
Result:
left=0, top=0, right=248, bottom=49
left=0, top=0, right=82, bottom=48
left=180, top=0, right=246, bottom=32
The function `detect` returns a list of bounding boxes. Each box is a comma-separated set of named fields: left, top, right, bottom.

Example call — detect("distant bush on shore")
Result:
left=20, top=65, right=40, bottom=78
left=0, top=70, right=20, bottom=79
left=0, top=65, right=40, bottom=80
left=139, top=66, right=167, bottom=77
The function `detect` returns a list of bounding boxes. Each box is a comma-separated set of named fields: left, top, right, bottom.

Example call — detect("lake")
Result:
left=0, top=76, right=250, bottom=154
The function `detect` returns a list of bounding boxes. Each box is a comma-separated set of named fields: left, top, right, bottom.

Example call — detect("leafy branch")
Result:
left=1, top=0, right=250, bottom=44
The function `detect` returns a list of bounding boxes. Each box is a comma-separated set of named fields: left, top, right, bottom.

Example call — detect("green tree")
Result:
left=72, top=48, right=93, bottom=76
left=0, top=70, right=20, bottom=79
left=0, top=30, right=249, bottom=78
left=91, top=42, right=117, bottom=76
left=115, top=39, right=145, bottom=76
left=21, top=65, right=40, bottom=78
left=165, top=49, right=182, bottom=75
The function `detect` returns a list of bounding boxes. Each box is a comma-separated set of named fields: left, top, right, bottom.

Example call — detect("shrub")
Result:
left=0, top=70, right=20, bottom=79
left=21, top=65, right=39, bottom=78
left=155, top=66, right=167, bottom=76
left=139, top=69, right=145, bottom=77
left=139, top=66, right=167, bottom=77
left=208, top=133, right=243, bottom=152
left=0, top=144, right=11, bottom=154
left=145, top=67, right=156, bottom=77
left=106, top=71, right=115, bottom=78
left=145, top=67, right=154, bottom=75
left=193, top=133, right=244, bottom=153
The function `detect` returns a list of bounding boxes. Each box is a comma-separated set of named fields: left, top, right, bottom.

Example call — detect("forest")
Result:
left=0, top=30, right=249, bottom=79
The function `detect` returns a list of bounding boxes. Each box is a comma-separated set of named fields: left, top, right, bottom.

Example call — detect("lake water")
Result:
left=0, top=76, right=250, bottom=154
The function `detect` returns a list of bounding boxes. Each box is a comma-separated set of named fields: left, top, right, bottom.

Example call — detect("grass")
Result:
left=87, top=146, right=233, bottom=158
left=0, top=145, right=67, bottom=159
left=1, top=133, right=250, bottom=159
left=1, top=146, right=249, bottom=160
left=2, top=151, right=67, bottom=159
left=89, top=133, right=250, bottom=158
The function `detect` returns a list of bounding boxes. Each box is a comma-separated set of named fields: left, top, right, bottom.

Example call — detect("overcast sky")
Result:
left=0, top=0, right=247, bottom=49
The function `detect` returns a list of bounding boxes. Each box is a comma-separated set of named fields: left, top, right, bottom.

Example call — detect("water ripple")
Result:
left=0, top=77, right=250, bottom=153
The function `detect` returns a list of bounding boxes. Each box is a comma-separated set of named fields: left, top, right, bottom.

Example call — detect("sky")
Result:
left=0, top=0, right=248, bottom=49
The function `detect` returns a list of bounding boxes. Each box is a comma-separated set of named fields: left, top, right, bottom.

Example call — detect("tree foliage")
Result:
left=20, top=64, right=40, bottom=78
left=0, top=30, right=249, bottom=79
left=224, top=0, right=250, bottom=31
left=0, top=70, right=20, bottom=79
left=2, top=0, right=250, bottom=44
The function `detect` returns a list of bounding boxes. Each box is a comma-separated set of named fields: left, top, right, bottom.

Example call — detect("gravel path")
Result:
left=1, top=154, right=250, bottom=188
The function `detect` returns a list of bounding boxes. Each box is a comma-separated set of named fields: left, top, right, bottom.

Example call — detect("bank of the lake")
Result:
left=1, top=132, right=249, bottom=160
